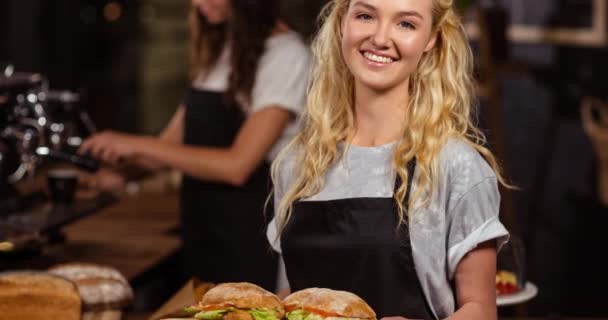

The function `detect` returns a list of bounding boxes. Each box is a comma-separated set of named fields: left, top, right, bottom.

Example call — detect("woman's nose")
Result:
left=371, top=22, right=391, bottom=48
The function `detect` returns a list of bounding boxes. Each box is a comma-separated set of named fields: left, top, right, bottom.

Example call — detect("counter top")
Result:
left=1, top=188, right=181, bottom=282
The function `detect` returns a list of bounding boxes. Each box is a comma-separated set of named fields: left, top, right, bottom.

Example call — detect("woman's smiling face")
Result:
left=341, top=0, right=437, bottom=92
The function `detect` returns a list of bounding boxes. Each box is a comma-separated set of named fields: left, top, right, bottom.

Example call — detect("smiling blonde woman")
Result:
left=267, top=0, right=510, bottom=319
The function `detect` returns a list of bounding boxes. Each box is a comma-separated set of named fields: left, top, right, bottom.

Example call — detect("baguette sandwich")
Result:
left=283, top=288, right=376, bottom=320
left=185, top=282, right=284, bottom=320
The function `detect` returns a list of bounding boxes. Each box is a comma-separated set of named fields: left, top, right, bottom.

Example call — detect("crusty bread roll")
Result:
left=48, top=263, right=126, bottom=281
left=48, top=262, right=133, bottom=311
left=189, top=282, right=284, bottom=319
left=0, top=272, right=81, bottom=320
left=283, top=288, right=376, bottom=319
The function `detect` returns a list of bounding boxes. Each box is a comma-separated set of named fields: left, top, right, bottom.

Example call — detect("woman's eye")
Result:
left=399, top=21, right=415, bottom=29
left=356, top=13, right=373, bottom=20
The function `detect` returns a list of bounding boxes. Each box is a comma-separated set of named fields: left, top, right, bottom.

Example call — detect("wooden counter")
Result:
left=1, top=189, right=181, bottom=282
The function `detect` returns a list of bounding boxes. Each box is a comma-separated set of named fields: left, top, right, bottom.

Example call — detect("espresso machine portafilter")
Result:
left=1, top=65, right=99, bottom=212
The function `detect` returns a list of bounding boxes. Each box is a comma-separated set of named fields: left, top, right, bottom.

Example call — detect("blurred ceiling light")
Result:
left=104, top=2, right=122, bottom=22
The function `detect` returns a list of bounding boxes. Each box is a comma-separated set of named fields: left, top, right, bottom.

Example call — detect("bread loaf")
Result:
left=48, top=262, right=133, bottom=311
left=0, top=272, right=81, bottom=320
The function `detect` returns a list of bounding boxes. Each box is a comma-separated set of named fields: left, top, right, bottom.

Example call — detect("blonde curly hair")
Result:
left=272, top=0, right=508, bottom=233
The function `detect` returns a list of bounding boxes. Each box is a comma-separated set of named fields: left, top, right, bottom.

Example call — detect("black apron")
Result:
left=180, top=88, right=277, bottom=291
left=281, top=159, right=435, bottom=319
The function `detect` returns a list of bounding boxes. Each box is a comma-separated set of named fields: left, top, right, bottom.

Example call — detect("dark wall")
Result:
left=0, top=0, right=44, bottom=72
left=489, top=1, right=608, bottom=317
left=0, top=0, right=140, bottom=132
left=282, top=0, right=328, bottom=40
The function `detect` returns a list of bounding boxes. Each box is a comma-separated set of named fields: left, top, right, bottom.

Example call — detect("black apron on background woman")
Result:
left=180, top=88, right=277, bottom=291
left=281, top=160, right=435, bottom=319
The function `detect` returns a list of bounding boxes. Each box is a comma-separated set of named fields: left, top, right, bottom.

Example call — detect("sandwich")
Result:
left=283, top=288, right=376, bottom=320
left=185, top=282, right=285, bottom=320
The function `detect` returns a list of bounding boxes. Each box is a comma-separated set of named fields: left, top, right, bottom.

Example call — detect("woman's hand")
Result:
left=276, top=288, right=291, bottom=299
left=79, top=131, right=142, bottom=165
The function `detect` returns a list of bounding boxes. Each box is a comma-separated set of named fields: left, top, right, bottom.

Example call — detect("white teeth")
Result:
left=363, top=51, right=394, bottom=64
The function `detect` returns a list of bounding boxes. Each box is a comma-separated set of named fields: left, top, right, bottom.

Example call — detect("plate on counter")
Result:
left=497, top=282, right=538, bottom=306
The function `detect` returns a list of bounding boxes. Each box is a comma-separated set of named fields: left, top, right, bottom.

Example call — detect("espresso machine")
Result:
left=0, top=65, right=99, bottom=213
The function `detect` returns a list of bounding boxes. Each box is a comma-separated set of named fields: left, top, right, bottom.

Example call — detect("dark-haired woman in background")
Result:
left=79, top=0, right=311, bottom=290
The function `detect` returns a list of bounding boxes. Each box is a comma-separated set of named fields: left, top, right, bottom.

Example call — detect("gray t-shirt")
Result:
left=192, top=31, right=312, bottom=162
left=267, top=139, right=509, bottom=319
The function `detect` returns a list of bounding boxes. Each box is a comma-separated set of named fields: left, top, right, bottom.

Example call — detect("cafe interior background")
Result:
left=1, top=0, right=607, bottom=319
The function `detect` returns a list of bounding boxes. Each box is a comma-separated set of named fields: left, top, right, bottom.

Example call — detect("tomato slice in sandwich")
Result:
left=303, top=307, right=342, bottom=318
left=285, top=305, right=299, bottom=312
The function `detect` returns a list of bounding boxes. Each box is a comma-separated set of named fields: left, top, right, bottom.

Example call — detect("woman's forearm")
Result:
left=112, top=156, right=168, bottom=182
left=449, top=242, right=498, bottom=320
left=133, top=107, right=291, bottom=185
left=128, top=155, right=170, bottom=174
left=445, top=302, right=496, bottom=320
left=132, top=137, right=258, bottom=186
left=121, top=107, right=290, bottom=186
